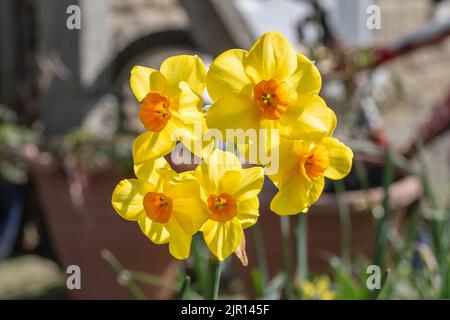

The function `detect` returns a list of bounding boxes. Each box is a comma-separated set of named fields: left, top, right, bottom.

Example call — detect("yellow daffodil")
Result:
left=206, top=32, right=336, bottom=144
left=301, top=276, right=334, bottom=300
left=268, top=137, right=353, bottom=215
left=111, top=157, right=208, bottom=259
left=194, top=149, right=264, bottom=261
left=130, top=55, right=208, bottom=164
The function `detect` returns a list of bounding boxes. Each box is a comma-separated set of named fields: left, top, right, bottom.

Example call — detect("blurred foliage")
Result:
left=57, top=129, right=134, bottom=177
left=0, top=104, right=39, bottom=184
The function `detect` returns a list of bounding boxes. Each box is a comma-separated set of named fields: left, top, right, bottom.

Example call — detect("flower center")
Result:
left=207, top=193, right=237, bottom=222
left=139, top=92, right=172, bottom=132
left=143, top=192, right=173, bottom=223
left=298, top=145, right=329, bottom=181
left=253, top=79, right=290, bottom=120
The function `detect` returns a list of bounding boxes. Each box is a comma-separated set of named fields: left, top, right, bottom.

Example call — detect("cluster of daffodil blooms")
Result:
left=112, top=32, right=353, bottom=263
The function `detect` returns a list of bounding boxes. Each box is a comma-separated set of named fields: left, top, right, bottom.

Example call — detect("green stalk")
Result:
left=177, top=276, right=191, bottom=300
left=416, top=140, right=449, bottom=298
left=334, top=180, right=352, bottom=271
left=373, top=146, right=393, bottom=267
left=252, top=223, right=269, bottom=287
left=205, top=255, right=222, bottom=300
left=296, top=214, right=308, bottom=282
left=101, top=249, right=147, bottom=300
left=281, top=215, right=293, bottom=297
left=191, top=235, right=206, bottom=293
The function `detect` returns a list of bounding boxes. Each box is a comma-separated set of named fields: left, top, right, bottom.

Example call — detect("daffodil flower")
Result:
left=268, top=137, right=353, bottom=215
left=111, top=157, right=209, bottom=259
left=301, top=276, right=334, bottom=300
left=130, top=55, right=208, bottom=164
left=194, top=149, right=264, bottom=261
left=206, top=32, right=336, bottom=143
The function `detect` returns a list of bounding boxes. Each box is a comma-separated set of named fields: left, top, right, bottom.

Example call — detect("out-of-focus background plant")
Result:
left=0, top=0, right=449, bottom=300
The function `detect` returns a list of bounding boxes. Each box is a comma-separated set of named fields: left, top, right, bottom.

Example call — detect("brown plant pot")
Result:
left=236, top=153, right=422, bottom=297
left=29, top=158, right=177, bottom=299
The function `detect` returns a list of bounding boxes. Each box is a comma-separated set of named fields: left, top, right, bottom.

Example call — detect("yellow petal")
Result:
left=206, top=49, right=253, bottom=101
left=160, top=55, right=206, bottom=97
left=195, top=149, right=242, bottom=195
left=133, top=157, right=170, bottom=185
left=306, top=177, right=325, bottom=210
left=166, top=178, right=209, bottom=235
left=237, top=197, right=259, bottom=229
left=265, top=137, right=297, bottom=188
left=219, top=167, right=264, bottom=201
left=167, top=82, right=210, bottom=158
left=111, top=179, right=152, bottom=221
left=132, top=128, right=176, bottom=164
left=166, top=217, right=192, bottom=260
left=279, top=95, right=336, bottom=140
left=137, top=216, right=170, bottom=244
left=206, top=93, right=260, bottom=136
left=244, top=32, right=297, bottom=83
left=202, top=218, right=243, bottom=261
left=321, top=137, right=353, bottom=180
left=130, top=66, right=157, bottom=102
left=270, top=175, right=313, bottom=215
left=149, top=70, right=167, bottom=94
left=288, top=53, right=322, bottom=96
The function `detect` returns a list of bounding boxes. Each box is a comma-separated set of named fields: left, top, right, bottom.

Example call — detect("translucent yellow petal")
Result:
left=206, top=93, right=260, bottom=136
left=266, top=138, right=297, bottom=188
left=270, top=175, right=313, bottom=215
left=133, top=157, right=170, bottom=185
left=195, top=149, right=242, bottom=195
left=279, top=95, right=336, bottom=140
left=237, top=197, right=259, bottom=229
left=149, top=70, right=167, bottom=94
left=130, top=66, right=157, bottom=102
left=219, top=167, right=264, bottom=201
left=202, top=218, right=243, bottom=261
left=321, top=137, right=353, bottom=180
left=206, top=49, right=253, bottom=101
left=170, top=81, right=203, bottom=120
left=167, top=82, right=211, bottom=158
left=132, top=128, right=176, bottom=164
left=160, top=55, right=206, bottom=97
left=166, top=178, right=209, bottom=235
left=306, top=177, right=325, bottom=210
left=244, top=32, right=297, bottom=83
left=288, top=53, right=322, bottom=96
left=111, top=179, right=152, bottom=221
left=218, top=170, right=243, bottom=196
left=137, top=216, right=170, bottom=244
left=166, top=217, right=192, bottom=260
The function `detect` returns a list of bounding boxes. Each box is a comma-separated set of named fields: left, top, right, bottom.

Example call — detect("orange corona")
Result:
left=253, top=79, right=290, bottom=120
left=298, top=145, right=329, bottom=181
left=139, top=92, right=172, bottom=132
left=207, top=193, right=237, bottom=222
left=143, top=192, right=173, bottom=223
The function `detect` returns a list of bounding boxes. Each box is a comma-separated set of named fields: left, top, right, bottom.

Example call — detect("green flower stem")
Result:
left=334, top=179, right=352, bottom=271
left=101, top=249, right=147, bottom=300
left=205, top=255, right=222, bottom=300
left=281, top=215, right=293, bottom=297
left=252, top=222, right=269, bottom=287
left=296, top=214, right=308, bottom=283
left=373, top=146, right=393, bottom=267
left=191, top=235, right=206, bottom=293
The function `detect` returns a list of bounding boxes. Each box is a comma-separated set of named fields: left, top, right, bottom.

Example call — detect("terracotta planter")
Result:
left=29, top=158, right=176, bottom=299
left=237, top=153, right=422, bottom=297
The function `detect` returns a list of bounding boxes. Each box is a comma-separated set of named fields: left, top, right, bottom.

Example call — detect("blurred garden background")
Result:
left=0, top=0, right=449, bottom=299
